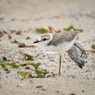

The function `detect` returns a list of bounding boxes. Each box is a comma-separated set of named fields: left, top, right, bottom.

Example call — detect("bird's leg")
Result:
left=58, top=54, right=62, bottom=75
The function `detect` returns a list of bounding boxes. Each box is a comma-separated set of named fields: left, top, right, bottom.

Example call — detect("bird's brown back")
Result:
left=48, top=31, right=78, bottom=46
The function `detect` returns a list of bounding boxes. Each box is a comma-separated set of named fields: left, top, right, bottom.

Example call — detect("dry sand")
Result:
left=0, top=0, right=95, bottom=95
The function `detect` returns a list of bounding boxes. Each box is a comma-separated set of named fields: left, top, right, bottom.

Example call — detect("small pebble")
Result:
left=85, top=70, right=91, bottom=72
left=91, top=58, right=94, bottom=62
left=43, top=55, right=45, bottom=57
left=17, top=71, right=20, bottom=73
left=52, top=73, right=56, bottom=76
left=5, top=75, right=8, bottom=78
left=36, top=86, right=43, bottom=88
left=93, top=78, right=95, bottom=80
left=66, top=66, right=70, bottom=68
left=82, top=90, right=84, bottom=92
left=20, top=84, right=24, bottom=86
left=56, top=91, right=60, bottom=93
left=41, top=88, right=47, bottom=91
left=93, top=39, right=95, bottom=42
left=50, top=59, right=54, bottom=62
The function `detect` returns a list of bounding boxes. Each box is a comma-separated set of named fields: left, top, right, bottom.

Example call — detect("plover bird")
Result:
left=33, top=31, right=87, bottom=75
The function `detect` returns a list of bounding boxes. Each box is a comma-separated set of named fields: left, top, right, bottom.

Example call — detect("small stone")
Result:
left=41, top=88, right=47, bottom=91
left=5, top=75, right=8, bottom=78
left=25, top=66, right=30, bottom=69
left=56, top=91, right=60, bottom=93
left=93, top=65, right=95, bottom=68
left=36, top=86, right=43, bottom=88
left=93, top=39, right=95, bottom=42
left=2, top=56, right=7, bottom=61
left=52, top=73, right=56, bottom=76
left=17, top=71, right=20, bottom=73
left=90, top=65, right=93, bottom=67
left=50, top=59, right=54, bottom=62
left=43, top=55, right=45, bottom=57
left=91, top=58, right=94, bottom=62
left=85, top=70, right=91, bottom=72
left=20, top=84, right=24, bottom=86
left=93, top=78, right=95, bottom=80
left=66, top=66, right=70, bottom=68
left=82, top=90, right=84, bottom=92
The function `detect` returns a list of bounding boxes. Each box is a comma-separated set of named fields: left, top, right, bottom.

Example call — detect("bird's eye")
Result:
left=43, top=38, right=47, bottom=41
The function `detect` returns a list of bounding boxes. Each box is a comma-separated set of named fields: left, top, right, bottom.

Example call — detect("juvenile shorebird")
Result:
left=33, top=31, right=87, bottom=75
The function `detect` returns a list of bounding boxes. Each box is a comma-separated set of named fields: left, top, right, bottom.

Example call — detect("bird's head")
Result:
left=33, top=33, right=53, bottom=46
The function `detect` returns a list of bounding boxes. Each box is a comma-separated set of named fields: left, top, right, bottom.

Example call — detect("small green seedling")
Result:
left=31, top=63, right=41, bottom=69
left=34, top=69, right=43, bottom=77
left=35, top=28, right=49, bottom=34
left=0, top=39, right=1, bottom=42
left=20, top=71, right=31, bottom=78
left=10, top=29, right=14, bottom=33
left=1, top=64, right=5, bottom=68
left=91, top=44, right=95, bottom=49
left=63, top=25, right=83, bottom=32
left=24, top=53, right=33, bottom=60
left=8, top=62, right=19, bottom=68
left=8, top=34, right=12, bottom=39
left=42, top=71, right=49, bottom=77
left=0, top=59, right=6, bottom=68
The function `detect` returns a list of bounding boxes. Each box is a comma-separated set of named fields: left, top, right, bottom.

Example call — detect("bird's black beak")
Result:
left=33, top=40, right=40, bottom=43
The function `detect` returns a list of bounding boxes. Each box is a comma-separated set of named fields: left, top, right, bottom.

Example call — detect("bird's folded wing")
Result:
left=66, top=42, right=87, bottom=68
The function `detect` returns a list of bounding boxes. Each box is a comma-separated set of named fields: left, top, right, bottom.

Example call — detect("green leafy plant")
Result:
left=0, top=39, right=1, bottom=42
left=24, top=53, right=33, bottom=60
left=8, top=62, right=19, bottom=68
left=42, top=71, right=49, bottom=76
left=0, top=59, right=6, bottom=68
left=8, top=34, right=12, bottom=39
left=10, top=29, right=14, bottom=33
left=20, top=71, right=31, bottom=78
left=34, top=69, right=43, bottom=77
left=31, top=63, right=41, bottom=69
left=1, top=64, right=5, bottom=68
left=35, top=28, right=49, bottom=34
left=91, top=44, right=95, bottom=49
left=63, top=25, right=83, bottom=32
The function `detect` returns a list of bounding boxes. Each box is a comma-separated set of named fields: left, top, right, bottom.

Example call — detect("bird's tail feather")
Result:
left=67, top=45, right=87, bottom=68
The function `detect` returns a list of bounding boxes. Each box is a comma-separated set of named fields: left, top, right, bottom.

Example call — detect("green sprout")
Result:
left=35, top=28, right=49, bottom=34
left=24, top=53, right=33, bottom=60
left=91, top=44, right=95, bottom=49
left=34, top=69, right=43, bottom=77
left=63, top=25, right=83, bottom=32
left=31, top=63, right=41, bottom=69
left=0, top=59, right=6, bottom=68
left=42, top=71, right=49, bottom=77
left=8, top=62, right=19, bottom=68
left=20, top=71, right=31, bottom=78
left=8, top=34, right=12, bottom=39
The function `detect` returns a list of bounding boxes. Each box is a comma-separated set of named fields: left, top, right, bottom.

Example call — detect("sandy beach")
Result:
left=0, top=0, right=95, bottom=95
